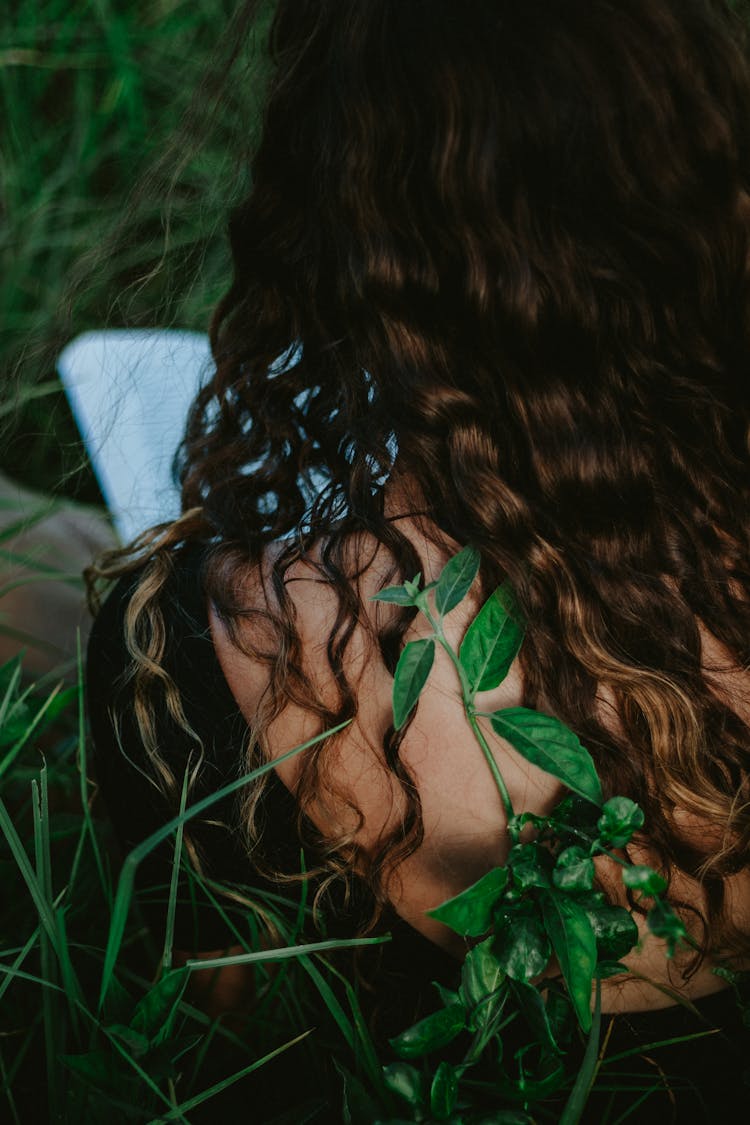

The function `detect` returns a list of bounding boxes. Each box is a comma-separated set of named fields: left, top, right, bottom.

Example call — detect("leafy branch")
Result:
left=370, top=547, right=689, bottom=1123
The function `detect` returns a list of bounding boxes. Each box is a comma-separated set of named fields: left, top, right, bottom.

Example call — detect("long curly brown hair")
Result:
left=91, top=0, right=750, bottom=957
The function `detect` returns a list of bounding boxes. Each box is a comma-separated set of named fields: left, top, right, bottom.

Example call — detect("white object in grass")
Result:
left=58, top=329, right=212, bottom=543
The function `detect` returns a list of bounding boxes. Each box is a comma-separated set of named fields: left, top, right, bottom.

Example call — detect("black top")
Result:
left=87, top=544, right=750, bottom=1122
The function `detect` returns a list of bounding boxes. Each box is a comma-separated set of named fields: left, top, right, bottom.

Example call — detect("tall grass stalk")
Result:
left=1, top=0, right=269, bottom=498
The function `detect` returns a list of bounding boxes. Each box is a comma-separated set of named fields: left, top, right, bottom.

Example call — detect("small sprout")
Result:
left=404, top=572, right=423, bottom=599
left=596, top=798, right=645, bottom=850
left=621, top=865, right=667, bottom=896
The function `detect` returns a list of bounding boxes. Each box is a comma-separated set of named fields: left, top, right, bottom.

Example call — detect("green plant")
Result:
left=1, top=0, right=272, bottom=498
left=368, top=548, right=692, bottom=1124
left=0, top=655, right=392, bottom=1123
left=0, top=554, right=741, bottom=1124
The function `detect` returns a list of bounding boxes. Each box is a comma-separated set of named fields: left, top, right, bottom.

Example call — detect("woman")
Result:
left=88, top=0, right=750, bottom=1117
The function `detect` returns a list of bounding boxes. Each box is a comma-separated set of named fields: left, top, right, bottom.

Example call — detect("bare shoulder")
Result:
left=207, top=516, right=447, bottom=716
left=207, top=534, right=403, bottom=839
left=206, top=523, right=541, bottom=956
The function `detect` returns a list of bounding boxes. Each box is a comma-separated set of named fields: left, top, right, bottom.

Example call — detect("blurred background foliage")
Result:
left=1, top=0, right=272, bottom=502
left=5, top=0, right=750, bottom=508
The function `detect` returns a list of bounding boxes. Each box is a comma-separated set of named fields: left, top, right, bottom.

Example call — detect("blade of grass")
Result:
left=0, top=571, right=84, bottom=600
left=0, top=656, right=23, bottom=730
left=182, top=866, right=306, bottom=1034
left=0, top=546, right=84, bottom=578
left=298, top=953, right=356, bottom=1054
left=36, top=765, right=52, bottom=899
left=73, top=631, right=107, bottom=899
left=291, top=847, right=309, bottom=944
left=161, top=760, right=190, bottom=973
left=0, top=379, right=61, bottom=420
left=0, top=925, right=40, bottom=1005
left=98, top=720, right=351, bottom=1010
left=323, top=957, right=394, bottom=1108
left=609, top=1086, right=666, bottom=1125
left=182, top=866, right=261, bottom=953
left=1, top=1018, right=40, bottom=1093
left=185, top=935, right=389, bottom=972
left=33, top=769, right=60, bottom=1120
left=183, top=1015, right=222, bottom=1098
left=0, top=963, right=67, bottom=992
left=0, top=1043, right=21, bottom=1125
left=54, top=907, right=82, bottom=1036
left=151, top=1029, right=314, bottom=1121
left=597, top=1029, right=719, bottom=1068
left=0, top=504, right=56, bottom=544
left=0, top=680, right=65, bottom=781
left=560, top=974, right=602, bottom=1125
left=0, top=622, right=62, bottom=656
left=0, top=796, right=61, bottom=956
left=97, top=952, right=256, bottom=1055
left=99, top=1021, right=190, bottom=1124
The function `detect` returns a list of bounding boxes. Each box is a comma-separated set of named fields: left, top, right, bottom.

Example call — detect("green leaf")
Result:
left=33, top=685, right=78, bottom=733
left=371, top=584, right=419, bottom=606
left=622, top=864, right=667, bottom=896
left=427, top=866, right=508, bottom=937
left=389, top=1004, right=466, bottom=1059
left=460, top=937, right=506, bottom=1026
left=130, top=968, right=188, bottom=1045
left=0, top=654, right=22, bottom=696
left=596, top=797, right=645, bottom=849
left=432, top=981, right=461, bottom=1008
left=490, top=709, right=603, bottom=806
left=551, top=794, right=602, bottom=835
left=430, top=1061, right=459, bottom=1121
left=508, top=810, right=546, bottom=837
left=596, top=960, right=630, bottom=979
left=434, top=546, right=481, bottom=616
left=545, top=988, right=575, bottom=1050
left=541, top=893, right=597, bottom=1033
left=508, top=843, right=552, bottom=891
left=459, top=584, right=523, bottom=693
left=101, top=975, right=133, bottom=1026
left=583, top=904, right=638, bottom=961
left=552, top=847, right=595, bottom=893
left=383, top=1062, right=423, bottom=1108
left=647, top=899, right=688, bottom=957
left=404, top=573, right=423, bottom=598
left=509, top=979, right=562, bottom=1054
left=392, top=638, right=435, bottom=729
left=494, top=913, right=551, bottom=982
left=144, top=1033, right=203, bottom=1084
left=60, top=1050, right=125, bottom=1091
left=336, top=1061, right=380, bottom=1125
left=0, top=701, right=31, bottom=748
left=106, top=1023, right=150, bottom=1059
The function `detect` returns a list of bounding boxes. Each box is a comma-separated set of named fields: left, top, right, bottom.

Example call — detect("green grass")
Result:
left=4, top=2, right=750, bottom=1120
left=0, top=662, right=397, bottom=1123
left=0, top=0, right=269, bottom=500
left=0, top=617, right=738, bottom=1124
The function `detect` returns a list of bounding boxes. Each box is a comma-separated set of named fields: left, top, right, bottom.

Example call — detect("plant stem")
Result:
left=421, top=598, right=516, bottom=825
left=466, top=709, right=516, bottom=825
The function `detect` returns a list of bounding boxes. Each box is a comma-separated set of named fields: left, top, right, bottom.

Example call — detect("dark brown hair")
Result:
left=93, top=0, right=750, bottom=956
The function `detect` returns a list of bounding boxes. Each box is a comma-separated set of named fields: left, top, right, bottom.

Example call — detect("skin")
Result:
left=200, top=493, right=749, bottom=1018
